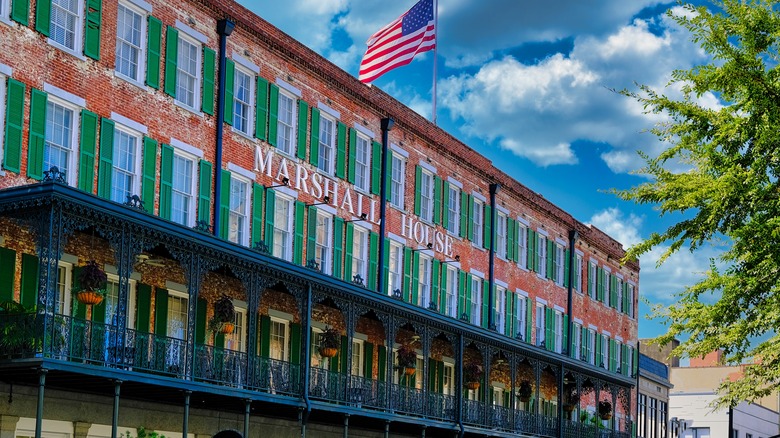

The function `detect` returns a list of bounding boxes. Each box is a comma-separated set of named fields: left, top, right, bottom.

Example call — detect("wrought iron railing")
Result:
left=193, top=344, right=248, bottom=387
left=389, top=382, right=425, bottom=416
left=426, top=392, right=455, bottom=421
left=309, top=367, right=347, bottom=402
left=489, top=404, right=512, bottom=430
left=346, top=374, right=388, bottom=410
left=462, top=398, right=485, bottom=426
left=514, top=409, right=537, bottom=434
left=247, top=356, right=300, bottom=396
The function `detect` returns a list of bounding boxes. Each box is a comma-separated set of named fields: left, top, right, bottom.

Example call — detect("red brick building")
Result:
left=0, top=0, right=638, bottom=436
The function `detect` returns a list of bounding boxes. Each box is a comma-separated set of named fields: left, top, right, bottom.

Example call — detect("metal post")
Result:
left=376, top=117, right=394, bottom=295
left=111, top=380, right=122, bottom=438
left=343, top=414, right=349, bottom=438
left=182, top=391, right=191, bottom=438
left=34, top=369, right=47, bottom=438
left=243, top=399, right=251, bottom=438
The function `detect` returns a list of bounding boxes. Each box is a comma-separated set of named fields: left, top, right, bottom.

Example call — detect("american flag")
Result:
left=358, top=0, right=436, bottom=84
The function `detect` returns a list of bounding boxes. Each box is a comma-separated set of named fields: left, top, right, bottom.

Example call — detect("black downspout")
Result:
left=566, top=229, right=578, bottom=354
left=376, top=117, right=394, bottom=295
left=487, top=183, right=500, bottom=330
left=213, top=19, right=235, bottom=237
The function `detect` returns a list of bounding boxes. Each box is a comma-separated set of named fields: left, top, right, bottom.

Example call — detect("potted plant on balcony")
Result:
left=517, top=380, right=533, bottom=402
left=75, top=260, right=108, bottom=305
left=598, top=400, right=613, bottom=420
left=208, top=295, right=236, bottom=334
left=463, top=362, right=483, bottom=390
left=397, top=344, right=417, bottom=376
left=563, top=386, right=579, bottom=413
left=318, top=326, right=340, bottom=358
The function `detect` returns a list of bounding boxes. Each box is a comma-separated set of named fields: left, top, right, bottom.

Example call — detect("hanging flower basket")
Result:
left=396, top=344, right=417, bottom=369
left=465, top=381, right=480, bottom=390
left=598, top=401, right=613, bottom=420
left=318, top=327, right=341, bottom=358
left=76, top=290, right=104, bottom=305
left=319, top=347, right=338, bottom=358
left=404, top=367, right=416, bottom=376
left=463, top=362, right=483, bottom=390
left=208, top=295, right=236, bottom=334
left=517, top=380, right=533, bottom=402
left=220, top=322, right=235, bottom=334
left=75, top=260, right=107, bottom=305
left=563, top=404, right=576, bottom=413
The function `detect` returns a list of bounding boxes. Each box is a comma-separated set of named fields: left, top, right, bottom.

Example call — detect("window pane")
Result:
left=44, top=102, right=73, bottom=178
left=112, top=130, right=137, bottom=203
left=277, top=93, right=295, bottom=154
left=115, top=5, right=143, bottom=80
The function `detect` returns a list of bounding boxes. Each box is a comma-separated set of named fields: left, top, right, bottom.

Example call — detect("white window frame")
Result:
left=103, top=273, right=137, bottom=329
left=446, top=184, right=460, bottom=236
left=445, top=265, right=458, bottom=318
left=535, top=304, right=545, bottom=347
left=351, top=338, right=364, bottom=377
left=517, top=222, right=528, bottom=268
left=56, top=261, right=74, bottom=315
left=48, top=0, right=85, bottom=57
left=225, top=304, right=247, bottom=352
left=554, top=243, right=565, bottom=286
left=272, top=194, right=294, bottom=261
left=44, top=97, right=81, bottom=187
left=418, top=254, right=432, bottom=308
left=494, top=286, right=505, bottom=335
left=115, top=1, right=148, bottom=85
left=351, top=225, right=369, bottom=283
left=515, top=294, right=527, bottom=341
left=589, top=262, right=597, bottom=300
left=110, top=124, right=143, bottom=204
left=232, top=64, right=255, bottom=136
left=228, top=174, right=251, bottom=246
left=390, top=152, right=406, bottom=209
left=174, top=32, right=201, bottom=110
left=170, top=149, right=197, bottom=227
left=315, top=210, right=333, bottom=274
left=419, top=169, right=434, bottom=222
left=574, top=254, right=583, bottom=293
left=470, top=277, right=482, bottom=326
left=387, top=241, right=403, bottom=296
left=0, top=0, right=10, bottom=23
left=537, top=234, right=547, bottom=278
left=443, top=362, right=455, bottom=396
left=472, top=198, right=484, bottom=247
left=616, top=277, right=624, bottom=313
left=268, top=316, right=290, bottom=362
left=496, top=212, right=507, bottom=259
left=317, top=113, right=337, bottom=175
left=588, top=329, right=596, bottom=365
left=354, top=132, right=371, bottom=192
left=554, top=310, right=563, bottom=353
left=166, top=288, right=189, bottom=341
left=276, top=90, right=297, bottom=156
left=572, top=322, right=582, bottom=359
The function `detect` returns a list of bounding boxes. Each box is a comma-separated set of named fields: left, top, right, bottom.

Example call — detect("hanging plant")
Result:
left=396, top=344, right=417, bottom=373
left=208, top=295, right=236, bottom=334
left=464, top=362, right=483, bottom=389
left=318, top=326, right=340, bottom=358
left=598, top=400, right=613, bottom=420
left=75, top=260, right=108, bottom=305
left=517, top=380, right=533, bottom=402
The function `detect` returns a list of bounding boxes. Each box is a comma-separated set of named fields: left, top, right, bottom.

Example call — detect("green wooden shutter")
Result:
left=135, top=283, right=152, bottom=332
left=251, top=183, right=264, bottom=248
left=259, top=315, right=271, bottom=357
left=154, top=288, right=169, bottom=337
left=400, top=247, right=411, bottom=300
left=344, top=223, right=354, bottom=281
left=309, top=108, right=320, bottom=167
left=290, top=323, right=302, bottom=364
left=595, top=334, right=602, bottom=367
left=197, top=160, right=212, bottom=224
left=464, top=274, right=472, bottom=321
left=441, top=180, right=450, bottom=230
left=431, top=259, right=440, bottom=311
left=293, top=200, right=305, bottom=264
left=410, top=252, right=420, bottom=305
left=546, top=240, right=554, bottom=280
left=438, top=264, right=447, bottom=313
left=371, top=140, right=381, bottom=195
left=413, top=165, right=422, bottom=216
left=459, top=191, right=469, bottom=238
left=159, top=144, right=173, bottom=219
left=19, top=254, right=38, bottom=309
left=505, top=289, right=514, bottom=336
left=433, top=175, right=442, bottom=225
left=597, top=268, right=605, bottom=302
left=263, top=188, right=276, bottom=251
left=146, top=16, right=162, bottom=88
left=609, top=339, right=616, bottom=372
left=581, top=327, right=588, bottom=361
left=382, top=237, right=389, bottom=294
left=84, top=0, right=102, bottom=60
left=202, top=47, right=216, bottom=115
left=527, top=229, right=535, bottom=271
left=11, top=0, right=29, bottom=24
left=481, top=281, right=489, bottom=329
left=525, top=298, right=532, bottom=342
left=219, top=170, right=231, bottom=239
left=377, top=345, right=387, bottom=381
left=0, top=248, right=16, bottom=302
left=306, top=206, right=318, bottom=266
left=610, top=275, right=618, bottom=308
left=97, top=118, right=115, bottom=199
left=483, top=204, right=492, bottom=250
left=163, top=26, right=178, bottom=97
left=333, top=217, right=344, bottom=277
left=339, top=335, right=348, bottom=374
left=623, top=282, right=631, bottom=315
left=27, top=89, right=47, bottom=181
left=3, top=78, right=26, bottom=173
left=467, top=195, right=474, bottom=241
left=367, top=232, right=378, bottom=291
left=562, top=314, right=569, bottom=355
left=296, top=99, right=308, bottom=159
left=141, top=137, right=158, bottom=214
left=78, top=110, right=98, bottom=193
left=195, top=297, right=207, bottom=344
left=255, top=77, right=269, bottom=141
left=35, top=0, right=51, bottom=35
left=506, top=218, right=516, bottom=262
left=223, top=59, right=235, bottom=125
left=633, top=346, right=639, bottom=376
left=587, top=264, right=594, bottom=296
left=266, top=84, right=279, bottom=146
left=347, top=129, right=357, bottom=184
left=336, top=122, right=346, bottom=179
left=564, top=249, right=571, bottom=288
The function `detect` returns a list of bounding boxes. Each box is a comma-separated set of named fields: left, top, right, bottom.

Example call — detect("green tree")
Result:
left=616, top=0, right=780, bottom=408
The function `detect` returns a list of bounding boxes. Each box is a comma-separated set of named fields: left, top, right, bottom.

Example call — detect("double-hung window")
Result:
left=572, top=323, right=582, bottom=359
left=605, top=272, right=611, bottom=307
left=50, top=0, right=84, bottom=53
left=419, top=169, right=434, bottom=222
left=272, top=195, right=294, bottom=261
left=115, top=3, right=146, bottom=83
left=276, top=91, right=296, bottom=155
left=445, top=266, right=458, bottom=317
left=470, top=277, right=482, bottom=326
left=45, top=99, right=80, bottom=186
left=228, top=176, right=250, bottom=246
left=574, top=254, right=583, bottom=293
left=171, top=151, right=196, bottom=227
left=515, top=295, right=527, bottom=341
left=554, top=243, right=565, bottom=286
left=628, top=284, right=635, bottom=318
left=537, top=234, right=547, bottom=278
left=232, top=67, right=254, bottom=135
left=317, top=114, right=336, bottom=175
left=554, top=310, right=563, bottom=353
left=390, top=153, right=405, bottom=209
left=351, top=339, right=364, bottom=377
left=600, top=335, right=608, bottom=369
left=104, top=275, right=137, bottom=328
left=225, top=305, right=247, bottom=352
left=447, top=185, right=460, bottom=235
left=176, top=34, right=201, bottom=109
left=472, top=199, right=484, bottom=247
left=588, top=329, right=596, bottom=364
left=589, top=262, right=597, bottom=300
left=517, top=223, right=528, bottom=268
left=166, top=290, right=189, bottom=341
left=269, top=317, right=289, bottom=361
left=351, top=226, right=369, bottom=283
left=616, top=278, right=624, bottom=313
left=55, top=261, right=73, bottom=315
left=535, top=304, right=545, bottom=347
left=111, top=126, right=141, bottom=204
left=418, top=254, right=432, bottom=308
left=615, top=340, right=622, bottom=373
left=315, top=211, right=333, bottom=274
left=0, top=0, right=9, bottom=22
left=496, top=213, right=507, bottom=258
left=354, top=133, right=371, bottom=192
left=387, top=242, right=403, bottom=296
left=494, top=286, right=506, bottom=335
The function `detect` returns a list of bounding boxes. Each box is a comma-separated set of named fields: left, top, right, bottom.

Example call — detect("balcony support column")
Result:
left=111, top=380, right=121, bottom=438
left=34, top=369, right=46, bottom=438
left=182, top=391, right=191, bottom=438
left=342, top=414, right=349, bottom=438
left=243, top=399, right=251, bottom=438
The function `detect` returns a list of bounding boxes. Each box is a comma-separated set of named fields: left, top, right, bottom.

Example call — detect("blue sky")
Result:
left=238, top=0, right=721, bottom=340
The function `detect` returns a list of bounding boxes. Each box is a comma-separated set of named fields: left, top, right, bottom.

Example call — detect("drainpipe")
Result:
left=566, top=229, right=578, bottom=355
left=301, top=284, right=312, bottom=436
left=376, top=117, right=394, bottom=295
left=487, top=183, right=500, bottom=331
left=213, top=19, right=235, bottom=237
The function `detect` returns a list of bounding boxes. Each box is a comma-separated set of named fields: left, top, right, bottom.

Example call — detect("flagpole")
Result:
left=432, top=0, right=438, bottom=125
